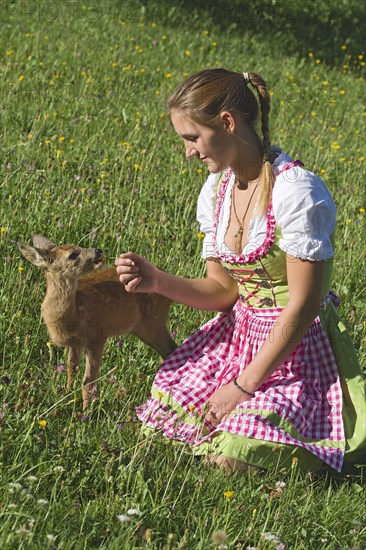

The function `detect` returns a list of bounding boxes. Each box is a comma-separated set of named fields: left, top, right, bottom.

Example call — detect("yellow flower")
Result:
left=320, top=169, right=326, bottom=174
left=359, top=208, right=365, bottom=214
left=157, top=391, right=164, bottom=400
left=56, top=149, right=63, bottom=157
left=224, top=491, right=234, bottom=499
left=18, top=75, right=25, bottom=81
left=185, top=49, right=191, bottom=56
left=18, top=266, right=24, bottom=272
left=345, top=219, right=351, bottom=224
left=291, top=456, right=299, bottom=467
left=181, top=169, right=187, bottom=175
left=189, top=404, right=195, bottom=412
left=308, top=52, right=314, bottom=57
left=341, top=44, right=347, bottom=50
left=359, top=157, right=365, bottom=162
left=197, top=232, right=205, bottom=239
left=339, top=90, right=346, bottom=95
left=165, top=72, right=172, bottom=78
left=39, top=419, right=47, bottom=427
left=196, top=168, right=202, bottom=174
left=1, top=227, right=8, bottom=233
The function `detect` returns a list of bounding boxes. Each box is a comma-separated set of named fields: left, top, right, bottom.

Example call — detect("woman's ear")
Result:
left=219, top=111, right=236, bottom=134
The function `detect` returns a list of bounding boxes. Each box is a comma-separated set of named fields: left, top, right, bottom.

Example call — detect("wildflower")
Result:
left=127, top=508, right=142, bottom=516
left=117, top=423, right=123, bottom=430
left=53, top=465, right=65, bottom=473
left=37, top=499, right=48, bottom=505
left=291, top=456, right=298, bottom=467
left=359, top=208, right=365, bottom=213
left=56, top=149, right=63, bottom=157
left=56, top=364, right=65, bottom=373
left=1, top=376, right=12, bottom=385
left=165, top=72, right=172, bottom=78
left=185, top=49, right=191, bottom=56
left=117, top=514, right=131, bottom=522
left=359, top=157, right=365, bottom=162
left=27, top=476, right=38, bottom=482
left=181, top=168, right=187, bottom=175
left=189, top=404, right=195, bottom=412
left=224, top=491, right=234, bottom=499
left=211, top=530, right=227, bottom=544
left=320, top=169, right=326, bottom=174
left=18, top=266, right=25, bottom=272
left=46, top=535, right=57, bottom=542
left=157, top=391, right=164, bottom=400
left=197, top=232, right=205, bottom=239
left=46, top=341, right=52, bottom=348
left=18, top=75, right=25, bottom=81
left=38, top=419, right=47, bottom=428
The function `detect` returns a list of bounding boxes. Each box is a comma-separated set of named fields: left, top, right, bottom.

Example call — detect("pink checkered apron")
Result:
left=136, top=161, right=345, bottom=472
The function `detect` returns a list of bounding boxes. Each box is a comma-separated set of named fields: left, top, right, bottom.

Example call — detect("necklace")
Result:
left=232, top=179, right=259, bottom=254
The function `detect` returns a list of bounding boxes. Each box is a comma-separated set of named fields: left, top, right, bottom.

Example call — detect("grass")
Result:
left=0, top=1, right=365, bottom=548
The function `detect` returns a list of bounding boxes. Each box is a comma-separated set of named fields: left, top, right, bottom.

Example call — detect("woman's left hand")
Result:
left=204, top=382, right=250, bottom=430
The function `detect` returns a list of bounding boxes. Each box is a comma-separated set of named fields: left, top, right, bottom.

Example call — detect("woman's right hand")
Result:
left=115, top=252, right=160, bottom=293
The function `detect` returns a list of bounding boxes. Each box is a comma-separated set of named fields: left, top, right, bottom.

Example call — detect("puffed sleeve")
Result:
left=196, top=171, right=223, bottom=259
left=272, top=167, right=336, bottom=261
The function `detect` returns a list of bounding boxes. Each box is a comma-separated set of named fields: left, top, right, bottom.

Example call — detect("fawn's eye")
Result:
left=68, top=251, right=80, bottom=261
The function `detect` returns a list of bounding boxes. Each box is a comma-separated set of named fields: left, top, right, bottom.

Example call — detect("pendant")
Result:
left=234, top=226, right=243, bottom=254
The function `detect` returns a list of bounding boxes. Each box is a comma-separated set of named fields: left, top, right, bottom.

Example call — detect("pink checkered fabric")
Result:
left=136, top=301, right=345, bottom=471
left=136, top=159, right=345, bottom=472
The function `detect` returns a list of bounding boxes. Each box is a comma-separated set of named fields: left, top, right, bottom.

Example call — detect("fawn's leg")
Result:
left=82, top=342, right=104, bottom=410
left=67, top=346, right=81, bottom=390
left=133, top=324, right=177, bottom=359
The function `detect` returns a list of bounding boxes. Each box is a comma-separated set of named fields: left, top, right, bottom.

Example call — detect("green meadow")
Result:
left=0, top=1, right=365, bottom=548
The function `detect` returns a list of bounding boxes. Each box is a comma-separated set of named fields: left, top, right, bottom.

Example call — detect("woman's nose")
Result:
left=185, top=144, right=198, bottom=159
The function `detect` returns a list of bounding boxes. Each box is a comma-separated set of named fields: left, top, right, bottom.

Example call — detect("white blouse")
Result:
left=197, top=147, right=337, bottom=261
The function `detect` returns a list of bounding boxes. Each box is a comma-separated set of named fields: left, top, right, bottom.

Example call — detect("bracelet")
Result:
left=233, top=377, right=256, bottom=398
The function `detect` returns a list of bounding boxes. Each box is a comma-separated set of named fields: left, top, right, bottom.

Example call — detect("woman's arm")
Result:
left=205, top=255, right=325, bottom=426
left=115, top=253, right=239, bottom=312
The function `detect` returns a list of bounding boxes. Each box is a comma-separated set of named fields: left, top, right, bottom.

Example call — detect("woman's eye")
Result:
left=68, top=251, right=80, bottom=260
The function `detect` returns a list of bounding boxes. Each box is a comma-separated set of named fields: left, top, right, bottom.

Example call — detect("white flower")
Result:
left=275, top=481, right=286, bottom=489
left=53, top=465, right=65, bottom=473
left=127, top=508, right=142, bottom=516
left=46, top=534, right=57, bottom=542
left=8, top=503, right=17, bottom=509
left=262, top=532, right=281, bottom=543
left=27, top=475, right=38, bottom=482
left=37, top=499, right=49, bottom=505
left=8, top=482, right=23, bottom=492
left=117, top=514, right=131, bottom=522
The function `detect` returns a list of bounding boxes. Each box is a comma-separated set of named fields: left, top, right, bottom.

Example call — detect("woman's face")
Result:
left=170, top=110, right=236, bottom=174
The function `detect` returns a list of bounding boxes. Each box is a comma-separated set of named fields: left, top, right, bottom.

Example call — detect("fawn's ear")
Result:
left=17, top=243, right=50, bottom=267
left=32, top=234, right=55, bottom=250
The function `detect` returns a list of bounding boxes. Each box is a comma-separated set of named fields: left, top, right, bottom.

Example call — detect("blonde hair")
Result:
left=167, top=68, right=275, bottom=213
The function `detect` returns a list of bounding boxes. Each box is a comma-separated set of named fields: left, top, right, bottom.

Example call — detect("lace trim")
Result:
left=211, top=161, right=304, bottom=265
left=211, top=169, right=276, bottom=264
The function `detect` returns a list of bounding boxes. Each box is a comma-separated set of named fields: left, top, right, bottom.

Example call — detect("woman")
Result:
left=115, top=69, right=365, bottom=474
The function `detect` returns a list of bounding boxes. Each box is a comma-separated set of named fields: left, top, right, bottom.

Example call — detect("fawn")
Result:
left=17, top=235, right=177, bottom=410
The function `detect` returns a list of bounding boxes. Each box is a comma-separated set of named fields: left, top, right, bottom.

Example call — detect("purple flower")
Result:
left=117, top=423, right=123, bottom=430
left=114, top=340, right=124, bottom=347
left=1, top=376, right=12, bottom=386
left=81, top=415, right=90, bottom=422
left=56, top=364, right=65, bottom=373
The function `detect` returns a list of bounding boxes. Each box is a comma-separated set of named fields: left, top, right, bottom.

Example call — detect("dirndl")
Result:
left=136, top=299, right=345, bottom=472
